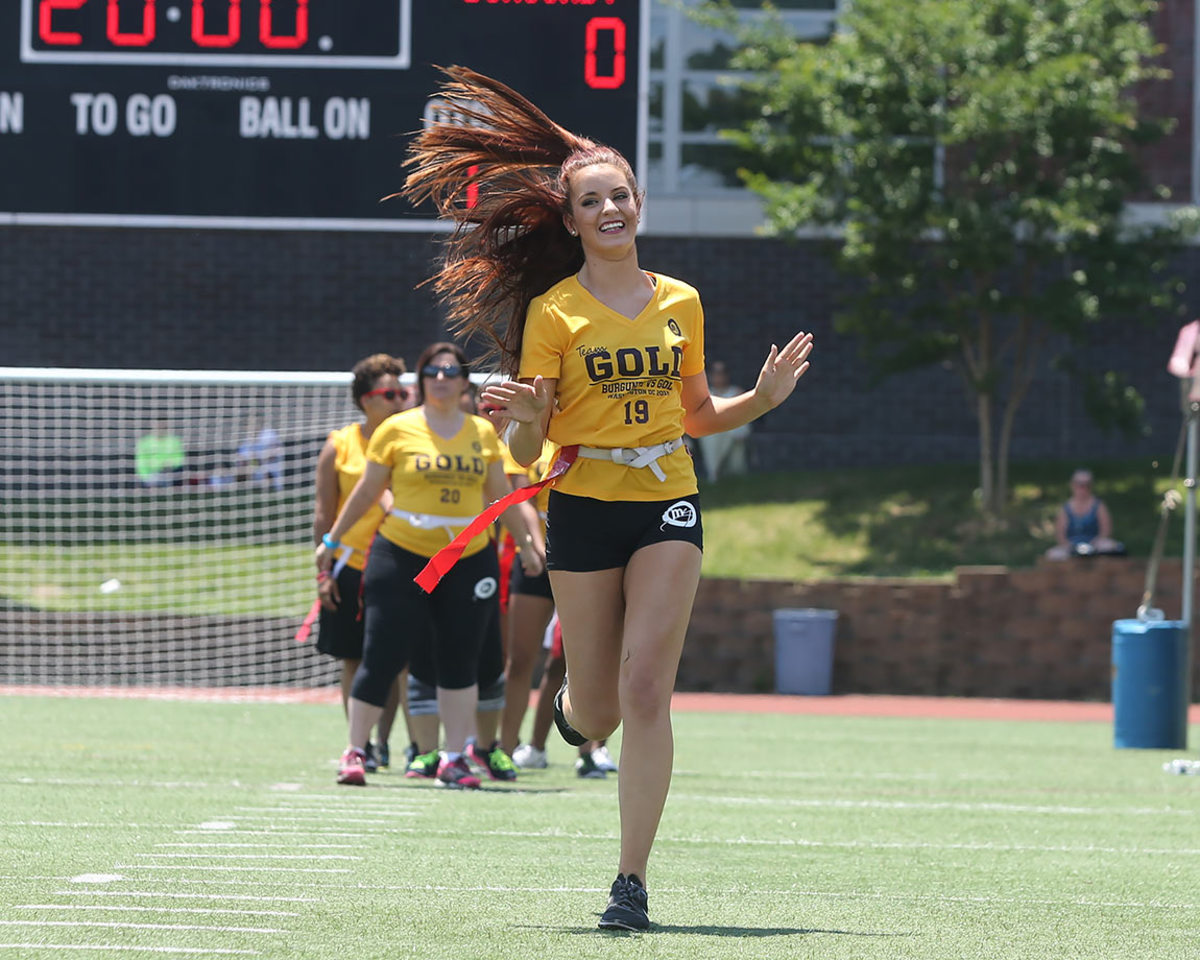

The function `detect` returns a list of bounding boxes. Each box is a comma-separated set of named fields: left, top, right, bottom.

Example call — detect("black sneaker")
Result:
left=363, top=741, right=379, bottom=773
left=553, top=676, right=588, bottom=747
left=598, top=874, right=649, bottom=931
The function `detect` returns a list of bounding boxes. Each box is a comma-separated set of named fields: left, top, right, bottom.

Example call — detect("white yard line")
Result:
left=133, top=854, right=362, bottom=861
left=172, top=830, right=369, bottom=838
left=16, top=905, right=302, bottom=918
left=0, top=947, right=259, bottom=956
left=111, top=865, right=350, bottom=874
left=0, top=920, right=283, bottom=934
left=155, top=842, right=357, bottom=849
left=50, top=876, right=1200, bottom=910
left=5, top=778, right=222, bottom=789
left=220, top=816, right=413, bottom=826
left=670, top=794, right=1198, bottom=816
left=53, top=892, right=318, bottom=903
left=231, top=806, right=417, bottom=818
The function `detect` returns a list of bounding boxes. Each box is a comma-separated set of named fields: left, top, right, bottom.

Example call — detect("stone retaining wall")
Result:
left=681, top=558, right=1200, bottom=700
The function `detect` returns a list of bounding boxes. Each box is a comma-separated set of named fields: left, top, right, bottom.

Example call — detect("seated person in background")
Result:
left=693, top=360, right=751, bottom=483
left=135, top=421, right=185, bottom=486
left=237, top=419, right=285, bottom=490
left=1045, top=469, right=1124, bottom=559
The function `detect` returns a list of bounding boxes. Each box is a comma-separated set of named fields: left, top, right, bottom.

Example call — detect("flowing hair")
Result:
left=400, top=66, right=640, bottom=376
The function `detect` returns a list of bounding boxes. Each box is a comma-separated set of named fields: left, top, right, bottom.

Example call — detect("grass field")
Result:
left=1, top=694, right=1197, bottom=959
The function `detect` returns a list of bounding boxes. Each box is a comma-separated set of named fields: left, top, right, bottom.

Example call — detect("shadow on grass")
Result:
left=702, top=457, right=1172, bottom=578
left=532, top=923, right=911, bottom=938
left=369, top=780, right=572, bottom=796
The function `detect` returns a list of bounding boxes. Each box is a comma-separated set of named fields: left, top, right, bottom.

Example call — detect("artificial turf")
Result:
left=0, top=694, right=1197, bottom=959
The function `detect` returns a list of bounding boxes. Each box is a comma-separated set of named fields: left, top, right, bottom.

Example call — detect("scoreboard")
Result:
left=0, top=0, right=645, bottom=228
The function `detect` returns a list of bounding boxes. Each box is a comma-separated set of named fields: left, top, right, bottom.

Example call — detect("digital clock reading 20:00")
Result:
left=2, top=0, right=644, bottom=225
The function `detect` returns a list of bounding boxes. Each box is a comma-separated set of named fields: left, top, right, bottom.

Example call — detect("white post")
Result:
left=1185, top=404, right=1198, bottom=709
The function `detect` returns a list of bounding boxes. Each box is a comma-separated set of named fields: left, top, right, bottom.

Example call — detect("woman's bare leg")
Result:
left=500, top=594, right=555, bottom=753
left=530, top=653, right=566, bottom=751
left=548, top=568, right=625, bottom=741
left=615, top=541, right=701, bottom=883
left=339, top=659, right=360, bottom=716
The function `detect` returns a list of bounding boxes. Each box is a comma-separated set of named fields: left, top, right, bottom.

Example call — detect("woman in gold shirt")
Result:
left=403, top=68, right=813, bottom=928
left=316, top=341, right=543, bottom=790
left=312, top=353, right=409, bottom=770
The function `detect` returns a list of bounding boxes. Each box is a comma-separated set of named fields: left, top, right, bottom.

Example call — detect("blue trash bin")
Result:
left=1111, top=619, right=1189, bottom=749
left=773, top=609, right=837, bottom=695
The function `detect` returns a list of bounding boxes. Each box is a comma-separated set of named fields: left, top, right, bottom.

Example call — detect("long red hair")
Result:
left=400, top=66, right=640, bottom=376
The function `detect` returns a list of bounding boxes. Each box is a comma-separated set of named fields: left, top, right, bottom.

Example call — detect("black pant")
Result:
left=351, top=535, right=501, bottom=705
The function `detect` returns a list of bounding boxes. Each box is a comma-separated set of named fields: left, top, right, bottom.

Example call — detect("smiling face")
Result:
left=563, top=162, right=640, bottom=258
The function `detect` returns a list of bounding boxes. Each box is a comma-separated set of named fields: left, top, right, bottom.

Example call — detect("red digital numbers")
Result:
left=193, top=0, right=240, bottom=48
left=39, top=0, right=86, bottom=46
left=108, top=0, right=154, bottom=46
left=584, top=16, right=625, bottom=90
left=38, top=0, right=309, bottom=50
left=260, top=0, right=308, bottom=49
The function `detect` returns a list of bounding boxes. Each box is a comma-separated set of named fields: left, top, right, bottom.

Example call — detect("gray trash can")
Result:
left=773, top=608, right=837, bottom=695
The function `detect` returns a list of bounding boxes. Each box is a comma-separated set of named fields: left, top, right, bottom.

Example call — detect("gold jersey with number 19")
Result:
left=519, top=272, right=705, bottom=502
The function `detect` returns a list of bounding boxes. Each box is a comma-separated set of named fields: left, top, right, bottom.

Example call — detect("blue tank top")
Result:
left=1064, top=500, right=1100, bottom=545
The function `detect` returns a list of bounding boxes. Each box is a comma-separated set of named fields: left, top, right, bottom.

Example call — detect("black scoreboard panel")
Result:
left=0, top=0, right=643, bottom=226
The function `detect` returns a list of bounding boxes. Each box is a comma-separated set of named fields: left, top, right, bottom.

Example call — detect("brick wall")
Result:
left=681, top=557, right=1200, bottom=701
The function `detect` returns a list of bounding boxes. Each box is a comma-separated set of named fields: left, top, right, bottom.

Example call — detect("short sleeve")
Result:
left=518, top=299, right=566, bottom=381
left=365, top=420, right=400, bottom=467
left=681, top=293, right=705, bottom=378
left=474, top=416, right=502, bottom=464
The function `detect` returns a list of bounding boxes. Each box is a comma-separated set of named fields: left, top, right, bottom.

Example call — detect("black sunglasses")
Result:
left=362, top=387, right=406, bottom=401
left=422, top=363, right=464, bottom=379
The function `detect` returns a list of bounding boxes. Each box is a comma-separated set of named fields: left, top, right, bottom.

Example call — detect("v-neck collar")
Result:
left=422, top=408, right=466, bottom=441
left=571, top=271, right=660, bottom=323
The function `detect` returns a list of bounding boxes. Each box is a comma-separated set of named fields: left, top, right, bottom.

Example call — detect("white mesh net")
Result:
left=0, top=367, right=374, bottom=691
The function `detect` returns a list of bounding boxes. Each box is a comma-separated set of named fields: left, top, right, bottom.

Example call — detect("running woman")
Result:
left=402, top=68, right=813, bottom=927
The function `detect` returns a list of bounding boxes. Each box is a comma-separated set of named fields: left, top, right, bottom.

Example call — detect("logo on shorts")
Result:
left=661, top=500, right=697, bottom=529
left=474, top=576, right=498, bottom=600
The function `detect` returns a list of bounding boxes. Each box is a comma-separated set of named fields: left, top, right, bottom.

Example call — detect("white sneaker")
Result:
left=512, top=743, right=548, bottom=769
left=591, top=745, right=618, bottom=772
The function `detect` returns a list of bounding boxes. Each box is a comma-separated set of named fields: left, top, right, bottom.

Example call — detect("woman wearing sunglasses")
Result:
left=312, top=353, right=410, bottom=771
left=317, top=341, right=543, bottom=789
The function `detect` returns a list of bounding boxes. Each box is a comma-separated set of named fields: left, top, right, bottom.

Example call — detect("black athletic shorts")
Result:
left=544, top=491, right=703, bottom=572
left=352, top=536, right=500, bottom=704
left=509, top=561, right=554, bottom=600
left=315, top=565, right=364, bottom=660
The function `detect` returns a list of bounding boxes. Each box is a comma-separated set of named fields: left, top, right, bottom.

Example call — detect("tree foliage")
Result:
left=702, top=0, right=1198, bottom=512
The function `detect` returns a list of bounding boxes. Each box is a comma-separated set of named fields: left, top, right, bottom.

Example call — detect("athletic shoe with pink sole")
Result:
left=336, top=747, right=367, bottom=786
left=436, top=755, right=481, bottom=790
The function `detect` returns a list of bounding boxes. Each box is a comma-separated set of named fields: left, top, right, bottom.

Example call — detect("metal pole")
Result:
left=1184, top=403, right=1198, bottom=713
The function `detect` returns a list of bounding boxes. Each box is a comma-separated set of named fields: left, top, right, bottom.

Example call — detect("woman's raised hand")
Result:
left=754, top=331, right=813, bottom=411
left=480, top=375, right=552, bottom=425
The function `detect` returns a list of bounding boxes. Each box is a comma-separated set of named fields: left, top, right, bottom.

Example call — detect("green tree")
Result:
left=703, top=0, right=1198, bottom=513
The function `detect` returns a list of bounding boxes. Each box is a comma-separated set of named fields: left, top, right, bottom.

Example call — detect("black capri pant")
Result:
left=351, top=535, right=500, bottom=706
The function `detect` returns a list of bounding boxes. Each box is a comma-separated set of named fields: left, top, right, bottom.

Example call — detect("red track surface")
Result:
left=4, top=684, right=1198, bottom=723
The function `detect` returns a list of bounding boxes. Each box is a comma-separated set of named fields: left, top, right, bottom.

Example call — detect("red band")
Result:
left=414, top=445, right=578, bottom=594
left=294, top=598, right=321, bottom=644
